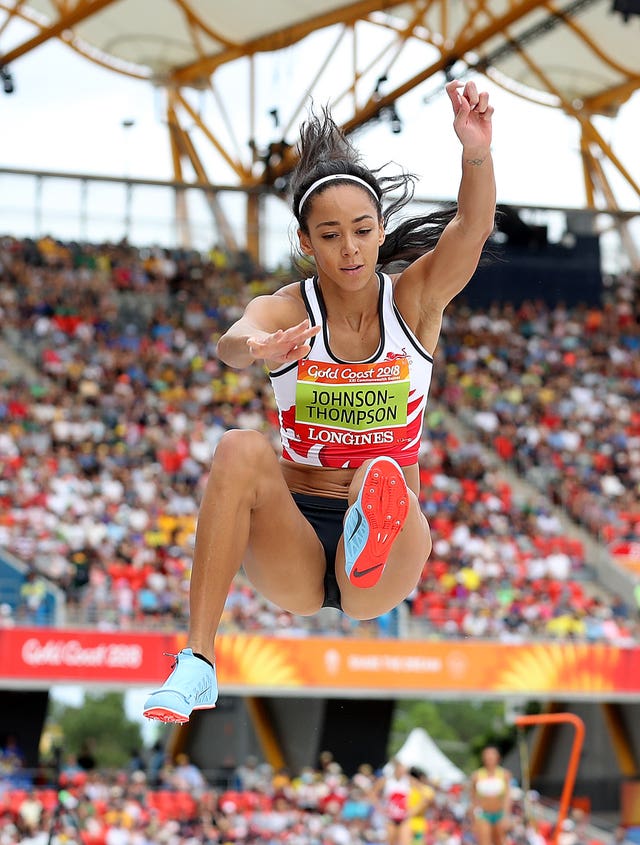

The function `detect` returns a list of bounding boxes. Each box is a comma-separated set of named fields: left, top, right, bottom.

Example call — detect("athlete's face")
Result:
left=482, top=747, right=500, bottom=767
left=298, top=185, right=385, bottom=289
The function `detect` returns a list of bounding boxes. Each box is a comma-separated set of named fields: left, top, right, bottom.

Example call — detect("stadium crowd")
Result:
left=0, top=234, right=638, bottom=642
left=432, top=270, right=640, bottom=548
left=0, top=740, right=560, bottom=845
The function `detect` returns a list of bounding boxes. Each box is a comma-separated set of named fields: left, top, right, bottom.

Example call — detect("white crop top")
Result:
left=269, top=273, right=433, bottom=469
left=475, top=768, right=509, bottom=798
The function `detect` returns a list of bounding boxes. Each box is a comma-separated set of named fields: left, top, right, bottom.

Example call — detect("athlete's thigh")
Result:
left=474, top=818, right=493, bottom=845
left=382, top=498, right=431, bottom=567
left=492, top=820, right=508, bottom=845
left=242, top=466, right=327, bottom=613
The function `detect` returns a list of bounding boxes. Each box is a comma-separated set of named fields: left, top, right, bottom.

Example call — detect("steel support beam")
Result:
left=0, top=0, right=118, bottom=65
left=170, top=0, right=411, bottom=85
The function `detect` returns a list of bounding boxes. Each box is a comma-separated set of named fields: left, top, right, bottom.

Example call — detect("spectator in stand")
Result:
left=18, top=570, right=49, bottom=626
left=234, top=755, right=264, bottom=792
left=292, top=766, right=324, bottom=812
left=0, top=735, right=29, bottom=788
left=0, top=604, right=15, bottom=628
left=146, top=741, right=166, bottom=788
left=612, top=824, right=635, bottom=845
left=16, top=790, right=43, bottom=835
left=172, top=752, right=207, bottom=796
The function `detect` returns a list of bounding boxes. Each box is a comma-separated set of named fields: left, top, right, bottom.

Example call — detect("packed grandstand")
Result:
left=0, top=234, right=638, bottom=645
left=0, top=739, right=576, bottom=845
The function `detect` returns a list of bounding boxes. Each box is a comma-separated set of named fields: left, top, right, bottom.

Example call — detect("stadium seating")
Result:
left=0, top=757, right=558, bottom=845
left=0, top=235, right=637, bottom=641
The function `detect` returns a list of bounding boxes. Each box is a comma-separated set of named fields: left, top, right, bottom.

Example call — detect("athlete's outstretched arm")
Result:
left=217, top=294, right=319, bottom=368
left=394, top=79, right=496, bottom=349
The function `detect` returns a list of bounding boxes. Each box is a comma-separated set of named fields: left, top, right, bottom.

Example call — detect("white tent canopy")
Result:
left=394, top=727, right=466, bottom=785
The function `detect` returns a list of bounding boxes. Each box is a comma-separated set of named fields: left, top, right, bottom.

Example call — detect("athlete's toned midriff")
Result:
left=474, top=767, right=508, bottom=816
left=280, top=458, right=420, bottom=500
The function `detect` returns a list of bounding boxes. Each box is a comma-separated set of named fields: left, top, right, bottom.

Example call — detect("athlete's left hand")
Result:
left=445, top=79, right=493, bottom=152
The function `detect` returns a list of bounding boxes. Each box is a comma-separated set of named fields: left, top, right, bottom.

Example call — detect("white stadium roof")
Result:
left=1, top=0, right=638, bottom=225
left=3, top=0, right=638, bottom=112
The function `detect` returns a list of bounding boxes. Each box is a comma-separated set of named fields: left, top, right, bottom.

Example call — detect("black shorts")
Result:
left=291, top=492, right=348, bottom=611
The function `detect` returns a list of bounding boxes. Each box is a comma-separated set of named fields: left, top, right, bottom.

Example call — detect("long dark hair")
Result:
left=289, top=107, right=457, bottom=270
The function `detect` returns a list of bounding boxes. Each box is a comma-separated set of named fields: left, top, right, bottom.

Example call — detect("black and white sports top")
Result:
left=268, top=273, right=433, bottom=469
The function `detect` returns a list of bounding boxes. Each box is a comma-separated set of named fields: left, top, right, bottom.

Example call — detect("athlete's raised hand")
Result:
left=445, top=79, right=493, bottom=152
left=247, top=318, right=320, bottom=364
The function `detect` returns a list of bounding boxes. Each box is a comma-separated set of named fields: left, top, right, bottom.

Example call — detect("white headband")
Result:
left=297, top=174, right=379, bottom=215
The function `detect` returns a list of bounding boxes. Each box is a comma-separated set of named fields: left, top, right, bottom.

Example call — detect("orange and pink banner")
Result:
left=0, top=628, right=638, bottom=697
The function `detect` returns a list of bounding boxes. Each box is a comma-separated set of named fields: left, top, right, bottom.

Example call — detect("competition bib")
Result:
left=294, top=357, right=410, bottom=450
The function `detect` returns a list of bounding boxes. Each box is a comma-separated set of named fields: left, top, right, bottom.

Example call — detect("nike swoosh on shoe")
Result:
left=351, top=562, right=385, bottom=579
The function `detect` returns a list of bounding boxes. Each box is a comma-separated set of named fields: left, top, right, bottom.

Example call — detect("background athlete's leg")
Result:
left=336, top=460, right=432, bottom=620
left=187, top=429, right=326, bottom=663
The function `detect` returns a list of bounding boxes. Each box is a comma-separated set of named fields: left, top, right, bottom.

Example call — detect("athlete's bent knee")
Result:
left=339, top=601, right=382, bottom=622
left=424, top=528, right=433, bottom=559
left=213, top=429, right=274, bottom=472
left=286, top=595, right=325, bottom=617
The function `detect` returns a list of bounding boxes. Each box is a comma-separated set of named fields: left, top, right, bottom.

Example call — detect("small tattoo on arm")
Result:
left=465, top=157, right=486, bottom=166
